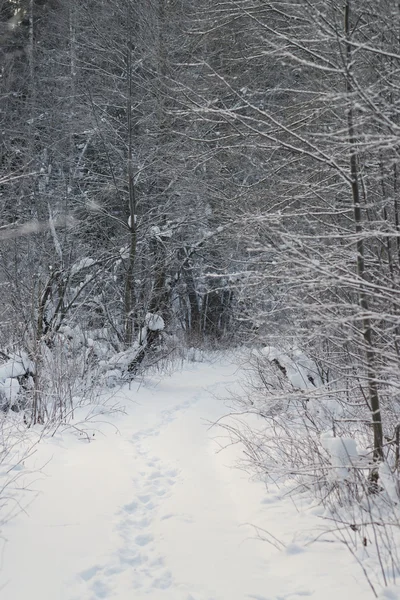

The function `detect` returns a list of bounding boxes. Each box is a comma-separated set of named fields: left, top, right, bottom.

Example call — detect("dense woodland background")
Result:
left=2, top=0, right=400, bottom=488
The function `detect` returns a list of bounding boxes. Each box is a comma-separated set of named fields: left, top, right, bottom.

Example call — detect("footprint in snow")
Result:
left=135, top=533, right=154, bottom=547
left=79, top=565, right=101, bottom=581
left=285, top=543, right=305, bottom=555
left=123, top=500, right=138, bottom=513
left=147, top=470, right=162, bottom=480
left=138, top=493, right=152, bottom=504
left=152, top=569, right=173, bottom=589
left=166, top=468, right=179, bottom=477
left=118, top=549, right=148, bottom=566
left=74, top=455, right=180, bottom=597
left=91, top=579, right=111, bottom=599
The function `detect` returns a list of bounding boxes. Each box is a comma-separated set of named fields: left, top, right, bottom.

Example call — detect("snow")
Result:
left=0, top=358, right=391, bottom=599
left=260, top=346, right=322, bottom=389
left=145, top=312, right=165, bottom=331
left=0, top=377, right=20, bottom=406
left=321, top=431, right=359, bottom=481
left=119, top=245, right=130, bottom=259
left=127, top=214, right=137, bottom=228
left=380, top=588, right=400, bottom=599
left=0, top=352, right=33, bottom=381
left=70, top=257, right=95, bottom=275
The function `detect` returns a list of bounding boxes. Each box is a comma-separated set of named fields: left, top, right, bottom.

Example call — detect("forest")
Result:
left=1, top=1, right=400, bottom=597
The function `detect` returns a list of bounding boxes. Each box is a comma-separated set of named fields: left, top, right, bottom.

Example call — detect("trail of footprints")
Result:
left=73, top=396, right=212, bottom=600
left=76, top=454, right=179, bottom=599
left=130, top=398, right=196, bottom=449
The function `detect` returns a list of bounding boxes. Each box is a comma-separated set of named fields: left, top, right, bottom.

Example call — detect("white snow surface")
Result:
left=0, top=358, right=393, bottom=600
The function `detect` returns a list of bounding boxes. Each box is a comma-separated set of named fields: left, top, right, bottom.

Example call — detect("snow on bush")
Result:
left=70, top=257, right=95, bottom=276
left=103, top=369, right=123, bottom=388
left=145, top=313, right=165, bottom=332
left=0, top=377, right=21, bottom=409
left=378, top=461, right=400, bottom=505
left=260, top=346, right=323, bottom=390
left=0, top=352, right=34, bottom=410
left=0, top=352, right=34, bottom=381
left=105, top=343, right=141, bottom=370
left=187, top=347, right=206, bottom=362
left=320, top=432, right=359, bottom=482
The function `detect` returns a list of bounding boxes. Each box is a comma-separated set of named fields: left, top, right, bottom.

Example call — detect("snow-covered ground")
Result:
left=0, top=357, right=392, bottom=600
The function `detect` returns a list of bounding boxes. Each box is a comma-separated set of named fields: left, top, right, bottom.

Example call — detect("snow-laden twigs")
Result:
left=219, top=348, right=400, bottom=596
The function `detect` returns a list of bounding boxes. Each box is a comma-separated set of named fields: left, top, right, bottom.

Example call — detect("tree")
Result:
left=182, top=0, right=400, bottom=462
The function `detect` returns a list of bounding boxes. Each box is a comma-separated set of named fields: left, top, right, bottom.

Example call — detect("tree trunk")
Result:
left=124, top=0, right=137, bottom=347
left=344, top=0, right=384, bottom=461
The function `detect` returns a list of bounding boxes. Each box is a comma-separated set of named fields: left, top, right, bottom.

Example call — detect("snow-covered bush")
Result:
left=0, top=352, right=35, bottom=413
left=97, top=312, right=169, bottom=385
left=222, top=345, right=400, bottom=592
left=145, top=312, right=165, bottom=332
left=230, top=347, right=376, bottom=494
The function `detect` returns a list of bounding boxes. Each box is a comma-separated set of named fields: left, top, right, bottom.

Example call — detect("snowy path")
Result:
left=0, top=359, right=374, bottom=600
